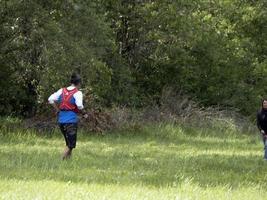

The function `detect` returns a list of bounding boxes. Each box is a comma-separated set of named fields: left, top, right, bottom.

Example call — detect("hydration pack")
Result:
left=59, top=88, right=79, bottom=113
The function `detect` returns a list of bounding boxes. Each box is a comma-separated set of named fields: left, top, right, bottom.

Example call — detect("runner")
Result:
left=257, top=99, right=267, bottom=160
left=48, top=73, right=88, bottom=159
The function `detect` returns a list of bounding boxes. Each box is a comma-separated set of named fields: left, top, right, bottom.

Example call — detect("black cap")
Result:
left=70, top=73, right=81, bottom=85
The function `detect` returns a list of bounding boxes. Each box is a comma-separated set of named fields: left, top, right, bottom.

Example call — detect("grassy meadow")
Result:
left=0, top=123, right=266, bottom=200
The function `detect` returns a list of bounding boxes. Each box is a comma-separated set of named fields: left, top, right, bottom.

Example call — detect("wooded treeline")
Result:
left=0, top=0, right=266, bottom=117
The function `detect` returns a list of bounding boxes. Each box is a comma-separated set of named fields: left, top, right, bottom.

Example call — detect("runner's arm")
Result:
left=48, top=89, right=62, bottom=113
left=73, top=91, right=88, bottom=118
left=257, top=112, right=266, bottom=136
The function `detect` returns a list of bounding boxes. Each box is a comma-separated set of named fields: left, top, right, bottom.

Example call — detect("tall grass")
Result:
left=0, top=122, right=265, bottom=200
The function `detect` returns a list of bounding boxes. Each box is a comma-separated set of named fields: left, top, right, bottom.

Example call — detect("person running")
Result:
left=48, top=73, right=88, bottom=159
left=257, top=99, right=267, bottom=160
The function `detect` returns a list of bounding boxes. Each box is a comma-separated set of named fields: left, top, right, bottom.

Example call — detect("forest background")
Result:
left=1, top=0, right=266, bottom=121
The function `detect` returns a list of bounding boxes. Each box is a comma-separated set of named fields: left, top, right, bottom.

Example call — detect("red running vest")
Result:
left=59, top=88, right=79, bottom=113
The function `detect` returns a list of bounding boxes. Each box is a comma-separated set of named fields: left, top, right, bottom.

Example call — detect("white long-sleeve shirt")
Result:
left=48, top=86, right=84, bottom=110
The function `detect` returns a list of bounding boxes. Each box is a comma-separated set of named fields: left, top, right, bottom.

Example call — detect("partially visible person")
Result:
left=257, top=99, right=267, bottom=160
left=48, top=73, right=88, bottom=160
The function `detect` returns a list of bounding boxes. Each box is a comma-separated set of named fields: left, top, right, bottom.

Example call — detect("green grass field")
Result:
left=0, top=123, right=266, bottom=200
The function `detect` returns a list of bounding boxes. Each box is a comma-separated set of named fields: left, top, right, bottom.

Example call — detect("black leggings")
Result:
left=59, top=123, right=78, bottom=149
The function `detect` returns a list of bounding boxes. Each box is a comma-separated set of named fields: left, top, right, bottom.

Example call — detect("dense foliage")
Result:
left=0, top=0, right=266, bottom=116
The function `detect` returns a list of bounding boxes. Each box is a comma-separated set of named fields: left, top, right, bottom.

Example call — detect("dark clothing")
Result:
left=257, top=109, right=267, bottom=132
left=257, top=109, right=267, bottom=159
left=59, top=123, right=78, bottom=149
